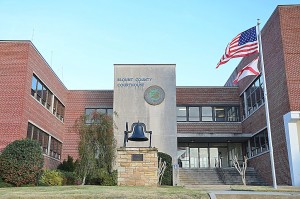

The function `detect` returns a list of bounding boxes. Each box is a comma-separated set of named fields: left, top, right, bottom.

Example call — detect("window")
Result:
left=241, top=75, right=264, bottom=118
left=53, top=97, right=65, bottom=122
left=85, top=108, right=113, bottom=124
left=248, top=129, right=269, bottom=157
left=27, top=122, right=61, bottom=159
left=31, top=74, right=64, bottom=122
left=50, top=137, right=62, bottom=160
left=177, top=107, right=187, bottom=122
left=177, top=106, right=240, bottom=122
left=189, top=107, right=200, bottom=122
left=214, top=107, right=225, bottom=122
left=202, top=107, right=213, bottom=121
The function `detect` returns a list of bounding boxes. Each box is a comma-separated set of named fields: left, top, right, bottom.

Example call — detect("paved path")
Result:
left=209, top=191, right=300, bottom=199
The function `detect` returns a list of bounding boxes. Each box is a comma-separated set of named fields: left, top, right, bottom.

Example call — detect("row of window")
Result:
left=247, top=129, right=269, bottom=157
left=241, top=75, right=264, bottom=119
left=27, top=123, right=62, bottom=160
left=85, top=108, right=113, bottom=124
left=31, top=75, right=65, bottom=122
left=177, top=106, right=240, bottom=122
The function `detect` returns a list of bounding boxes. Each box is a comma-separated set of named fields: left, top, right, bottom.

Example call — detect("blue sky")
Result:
left=1, top=1, right=299, bottom=90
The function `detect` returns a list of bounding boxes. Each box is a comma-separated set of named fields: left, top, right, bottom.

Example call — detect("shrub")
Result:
left=57, top=155, right=77, bottom=172
left=0, top=177, right=13, bottom=188
left=0, top=139, right=44, bottom=187
left=87, top=169, right=117, bottom=186
left=60, top=171, right=81, bottom=185
left=40, top=170, right=64, bottom=186
left=158, top=152, right=173, bottom=186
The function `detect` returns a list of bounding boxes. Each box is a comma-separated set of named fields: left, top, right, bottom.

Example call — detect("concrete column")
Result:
left=283, top=111, right=300, bottom=186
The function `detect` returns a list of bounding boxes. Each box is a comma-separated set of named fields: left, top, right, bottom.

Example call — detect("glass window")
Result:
left=202, top=107, right=212, bottom=121
left=36, top=81, right=43, bottom=101
left=177, top=107, right=187, bottom=122
left=214, top=107, right=225, bottom=122
left=85, top=108, right=113, bottom=124
left=42, top=85, right=47, bottom=105
left=27, top=123, right=33, bottom=139
left=248, top=129, right=269, bottom=157
left=242, top=75, right=265, bottom=118
left=47, top=91, right=53, bottom=110
left=189, top=107, right=200, bottom=122
left=31, top=76, right=37, bottom=96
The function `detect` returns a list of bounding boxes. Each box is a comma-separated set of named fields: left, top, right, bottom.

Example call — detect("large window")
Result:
left=248, top=129, right=269, bottom=157
left=176, top=106, right=240, bottom=122
left=27, top=122, right=62, bottom=160
left=32, top=75, right=53, bottom=110
left=31, top=74, right=65, bottom=122
left=53, top=97, right=65, bottom=122
left=241, top=75, right=264, bottom=119
left=85, top=108, right=113, bottom=124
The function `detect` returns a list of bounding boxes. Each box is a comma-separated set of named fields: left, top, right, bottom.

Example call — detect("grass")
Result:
left=0, top=185, right=210, bottom=199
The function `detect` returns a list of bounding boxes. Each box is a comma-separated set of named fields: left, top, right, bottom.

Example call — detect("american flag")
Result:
left=216, top=26, right=259, bottom=68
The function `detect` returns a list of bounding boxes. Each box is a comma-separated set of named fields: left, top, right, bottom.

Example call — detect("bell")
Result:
left=128, top=123, right=149, bottom=141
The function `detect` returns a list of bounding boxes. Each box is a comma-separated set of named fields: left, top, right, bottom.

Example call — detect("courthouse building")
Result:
left=0, top=5, right=299, bottom=186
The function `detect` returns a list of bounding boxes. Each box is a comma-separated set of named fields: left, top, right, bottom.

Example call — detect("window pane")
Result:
left=42, top=86, right=47, bottom=105
left=37, top=81, right=43, bottom=101
left=177, top=107, right=187, bottom=122
left=107, top=109, right=113, bottom=117
left=97, top=109, right=106, bottom=114
left=31, top=76, right=37, bottom=96
left=47, top=91, right=53, bottom=110
left=215, top=107, right=225, bottom=122
left=189, top=107, right=200, bottom=121
left=202, top=107, right=212, bottom=121
left=27, top=123, right=33, bottom=139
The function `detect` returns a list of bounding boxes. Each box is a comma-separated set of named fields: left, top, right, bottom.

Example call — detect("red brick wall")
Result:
left=177, top=87, right=240, bottom=105
left=225, top=5, right=300, bottom=185
left=177, top=122, right=241, bottom=134
left=248, top=152, right=272, bottom=185
left=0, top=41, right=67, bottom=168
left=63, top=90, right=113, bottom=160
left=0, top=42, right=29, bottom=150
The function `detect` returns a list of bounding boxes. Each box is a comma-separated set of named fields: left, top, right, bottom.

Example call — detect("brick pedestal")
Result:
left=117, top=147, right=158, bottom=186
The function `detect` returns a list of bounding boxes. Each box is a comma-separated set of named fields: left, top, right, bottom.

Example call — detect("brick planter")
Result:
left=117, top=147, right=158, bottom=186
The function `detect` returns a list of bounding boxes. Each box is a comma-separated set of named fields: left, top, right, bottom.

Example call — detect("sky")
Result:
left=1, top=1, right=299, bottom=90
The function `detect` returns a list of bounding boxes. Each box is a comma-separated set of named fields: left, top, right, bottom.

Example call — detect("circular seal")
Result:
left=144, top=85, right=165, bottom=105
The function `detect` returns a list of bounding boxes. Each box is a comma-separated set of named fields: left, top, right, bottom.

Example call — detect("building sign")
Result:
left=116, top=77, right=152, bottom=88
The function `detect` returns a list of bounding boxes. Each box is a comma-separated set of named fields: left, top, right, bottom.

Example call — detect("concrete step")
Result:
left=178, top=167, right=267, bottom=186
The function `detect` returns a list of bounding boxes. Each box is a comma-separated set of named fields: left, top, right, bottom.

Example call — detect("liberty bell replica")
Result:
left=123, top=121, right=152, bottom=147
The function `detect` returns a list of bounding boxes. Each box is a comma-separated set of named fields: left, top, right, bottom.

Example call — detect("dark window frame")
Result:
left=177, top=105, right=240, bottom=122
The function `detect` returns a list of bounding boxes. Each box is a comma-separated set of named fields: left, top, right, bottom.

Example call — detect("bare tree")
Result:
left=157, top=157, right=167, bottom=185
left=233, top=155, right=248, bottom=185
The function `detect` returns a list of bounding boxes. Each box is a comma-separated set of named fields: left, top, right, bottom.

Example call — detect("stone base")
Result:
left=117, top=147, right=158, bottom=186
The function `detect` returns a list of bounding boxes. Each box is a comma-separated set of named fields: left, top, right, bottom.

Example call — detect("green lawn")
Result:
left=0, top=186, right=209, bottom=199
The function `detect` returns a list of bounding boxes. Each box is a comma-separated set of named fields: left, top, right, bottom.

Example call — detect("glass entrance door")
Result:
left=177, top=143, right=243, bottom=168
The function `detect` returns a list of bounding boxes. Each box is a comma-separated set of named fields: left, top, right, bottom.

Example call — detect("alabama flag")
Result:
left=233, top=57, right=260, bottom=84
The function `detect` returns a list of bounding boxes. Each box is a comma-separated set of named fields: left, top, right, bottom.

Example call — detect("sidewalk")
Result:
left=209, top=190, right=300, bottom=199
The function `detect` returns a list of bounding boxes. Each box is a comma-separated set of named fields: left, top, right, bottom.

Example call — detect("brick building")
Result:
left=0, top=5, right=299, bottom=186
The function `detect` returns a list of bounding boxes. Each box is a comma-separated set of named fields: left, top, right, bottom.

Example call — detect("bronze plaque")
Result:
left=131, top=154, right=143, bottom=161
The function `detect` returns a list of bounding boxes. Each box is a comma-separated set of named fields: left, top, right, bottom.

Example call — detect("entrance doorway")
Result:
left=177, top=143, right=243, bottom=168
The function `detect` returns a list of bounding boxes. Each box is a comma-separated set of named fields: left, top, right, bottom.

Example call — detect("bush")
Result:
left=57, top=155, right=77, bottom=172
left=87, top=169, right=117, bottom=186
left=0, top=139, right=44, bottom=187
left=0, top=177, right=13, bottom=188
left=60, top=171, right=81, bottom=185
left=158, top=152, right=173, bottom=186
left=40, top=170, right=64, bottom=186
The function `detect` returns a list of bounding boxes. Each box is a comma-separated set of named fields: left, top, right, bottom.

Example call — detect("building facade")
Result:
left=0, top=5, right=299, bottom=186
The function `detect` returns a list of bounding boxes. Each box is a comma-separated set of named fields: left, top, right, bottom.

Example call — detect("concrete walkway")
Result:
left=209, top=191, right=300, bottom=199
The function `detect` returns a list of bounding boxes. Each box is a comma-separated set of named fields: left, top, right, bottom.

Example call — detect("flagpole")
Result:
left=257, top=19, right=277, bottom=189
